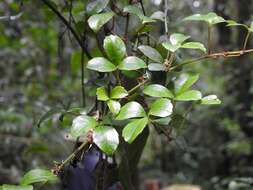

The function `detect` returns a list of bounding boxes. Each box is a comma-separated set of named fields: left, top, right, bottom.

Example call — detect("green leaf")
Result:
left=70, top=115, right=98, bottom=138
left=123, top=5, right=143, bottom=18
left=174, top=73, right=199, bottom=94
left=86, top=0, right=110, bottom=14
left=150, top=11, right=165, bottom=21
left=162, top=33, right=190, bottom=52
left=116, top=101, right=146, bottom=120
left=143, top=84, right=174, bottom=98
left=37, top=107, right=63, bottom=128
left=123, top=5, right=155, bottom=24
left=87, top=57, right=117, bottom=72
left=138, top=45, right=163, bottom=63
left=181, top=42, right=206, bottom=53
left=170, top=33, right=190, bottom=45
left=20, top=169, right=58, bottom=185
left=110, top=86, right=128, bottom=99
left=96, top=87, right=109, bottom=101
left=103, top=35, right=126, bottom=64
left=148, top=63, right=166, bottom=71
left=175, top=90, right=202, bottom=101
left=184, top=12, right=225, bottom=25
left=152, top=117, right=171, bottom=125
left=93, top=126, right=119, bottom=155
left=149, top=98, right=173, bottom=117
left=118, top=56, right=147, bottom=70
left=201, top=95, right=221, bottom=105
left=226, top=20, right=247, bottom=28
left=2, top=185, right=33, bottom=190
left=122, top=117, right=148, bottom=143
left=107, top=100, right=121, bottom=115
left=88, top=12, right=114, bottom=32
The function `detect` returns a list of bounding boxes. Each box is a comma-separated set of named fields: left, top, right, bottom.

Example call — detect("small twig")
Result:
left=170, top=48, right=253, bottom=71
left=208, top=24, right=212, bottom=54
left=40, top=0, right=92, bottom=59
left=127, top=80, right=147, bottom=94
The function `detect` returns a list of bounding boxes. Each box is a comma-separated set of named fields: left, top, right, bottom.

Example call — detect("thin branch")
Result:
left=170, top=48, right=253, bottom=71
left=40, top=0, right=92, bottom=59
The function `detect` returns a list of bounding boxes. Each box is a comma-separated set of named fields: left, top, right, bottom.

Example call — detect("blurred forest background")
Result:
left=1, top=0, right=253, bottom=189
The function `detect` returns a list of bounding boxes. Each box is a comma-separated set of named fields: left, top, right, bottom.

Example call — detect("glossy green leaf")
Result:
left=150, top=11, right=165, bottom=21
left=138, top=45, right=163, bottom=63
left=20, top=169, right=58, bottom=185
left=148, top=63, right=166, bottom=71
left=70, top=115, right=98, bottom=138
left=143, top=84, right=174, bottom=98
left=103, top=35, right=126, bottom=64
left=110, top=86, right=128, bottom=99
left=123, top=5, right=143, bottom=18
left=93, top=126, right=119, bottom=155
left=118, top=56, right=147, bottom=70
left=174, top=73, right=199, bottom=94
left=226, top=20, right=246, bottom=28
left=123, top=5, right=155, bottom=24
left=152, top=117, right=171, bottom=125
left=86, top=0, right=110, bottom=14
left=175, top=90, right=202, bottom=101
left=122, top=117, right=148, bottom=143
left=96, top=87, right=109, bottom=101
left=149, top=98, right=173, bottom=117
left=87, top=57, right=117, bottom=72
left=107, top=100, right=121, bottom=115
left=162, top=33, right=190, bottom=52
left=88, top=12, right=114, bottom=32
left=2, top=185, right=33, bottom=190
left=116, top=101, right=146, bottom=120
left=184, top=12, right=225, bottom=25
left=201, top=95, right=221, bottom=105
left=181, top=42, right=206, bottom=53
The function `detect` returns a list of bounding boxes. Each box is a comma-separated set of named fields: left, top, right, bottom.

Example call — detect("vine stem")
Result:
left=164, top=0, right=169, bottom=34
left=127, top=80, right=147, bottom=94
left=81, top=48, right=86, bottom=107
left=170, top=48, right=253, bottom=71
left=243, top=30, right=251, bottom=50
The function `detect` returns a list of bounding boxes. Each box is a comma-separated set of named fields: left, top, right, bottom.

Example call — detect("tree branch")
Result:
left=40, top=0, right=92, bottom=59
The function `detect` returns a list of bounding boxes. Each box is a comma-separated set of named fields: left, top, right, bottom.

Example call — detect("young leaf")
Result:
left=107, top=100, right=121, bottom=115
left=249, top=21, right=253, bottom=32
left=88, top=12, right=114, bottom=32
left=93, top=126, right=119, bottom=155
left=110, top=86, right=128, bottom=99
left=96, top=87, right=109, bottom=101
left=200, top=95, right=221, bottom=105
left=175, top=90, right=202, bottom=101
left=122, top=117, right=148, bottom=143
left=70, top=115, right=98, bottom=138
left=184, top=12, right=225, bottom=25
left=174, top=73, right=199, bottom=94
left=148, top=63, right=166, bottom=71
left=2, top=185, right=33, bottom=190
left=118, top=56, right=147, bottom=71
left=20, top=169, right=58, bottom=185
left=87, top=57, right=117, bottom=72
left=103, top=35, right=126, bottom=64
left=116, top=101, right=146, bottom=120
left=149, top=98, right=173, bottom=117
left=181, top=42, right=206, bottom=53
left=138, top=45, right=163, bottom=63
left=143, top=84, right=174, bottom=98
